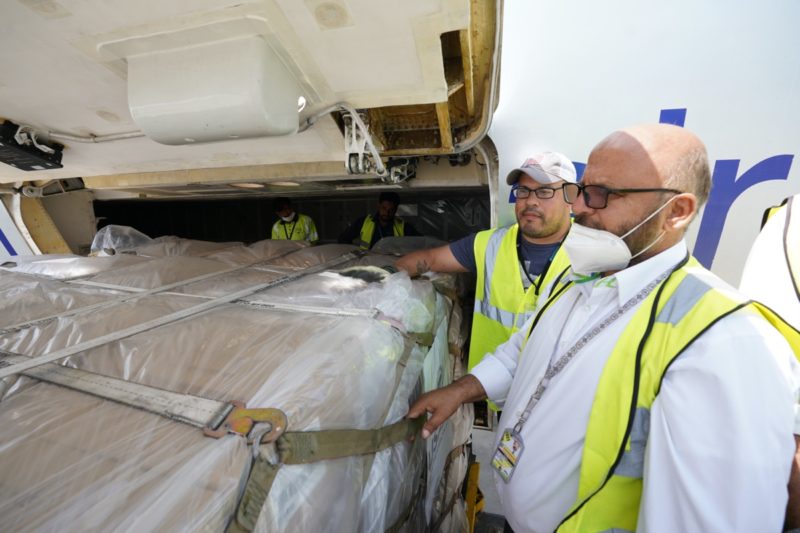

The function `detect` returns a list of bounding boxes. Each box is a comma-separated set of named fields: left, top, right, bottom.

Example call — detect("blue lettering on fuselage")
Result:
left=659, top=108, right=687, bottom=127
left=0, top=228, right=16, bottom=256
left=656, top=108, right=794, bottom=267
left=694, top=155, right=793, bottom=267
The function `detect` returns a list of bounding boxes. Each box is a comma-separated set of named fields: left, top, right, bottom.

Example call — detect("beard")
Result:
left=517, top=207, right=557, bottom=239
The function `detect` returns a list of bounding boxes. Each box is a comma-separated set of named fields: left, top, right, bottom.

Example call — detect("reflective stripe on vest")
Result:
left=357, top=216, right=405, bottom=249
left=554, top=256, right=800, bottom=532
left=468, top=224, right=571, bottom=372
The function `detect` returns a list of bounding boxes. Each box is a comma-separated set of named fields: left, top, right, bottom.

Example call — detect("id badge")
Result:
left=491, top=428, right=525, bottom=483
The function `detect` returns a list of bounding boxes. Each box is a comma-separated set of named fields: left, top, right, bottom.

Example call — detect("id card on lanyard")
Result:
left=491, top=428, right=525, bottom=482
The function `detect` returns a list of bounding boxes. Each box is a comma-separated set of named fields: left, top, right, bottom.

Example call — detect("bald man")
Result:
left=407, top=124, right=800, bottom=531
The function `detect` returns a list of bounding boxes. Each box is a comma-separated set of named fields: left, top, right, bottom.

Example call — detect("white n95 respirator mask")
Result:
left=563, top=196, right=676, bottom=275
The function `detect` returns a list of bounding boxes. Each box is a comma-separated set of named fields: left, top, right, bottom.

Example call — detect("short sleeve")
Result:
left=449, top=233, right=478, bottom=272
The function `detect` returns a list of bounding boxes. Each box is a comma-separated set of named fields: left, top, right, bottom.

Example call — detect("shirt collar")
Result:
left=569, top=240, right=688, bottom=305
left=610, top=240, right=688, bottom=305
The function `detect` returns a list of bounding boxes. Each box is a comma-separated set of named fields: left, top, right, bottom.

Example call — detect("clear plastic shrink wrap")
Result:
left=0, top=231, right=472, bottom=532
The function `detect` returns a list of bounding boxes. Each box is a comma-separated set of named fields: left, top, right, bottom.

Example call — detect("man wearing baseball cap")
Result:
left=396, top=151, right=575, bottom=376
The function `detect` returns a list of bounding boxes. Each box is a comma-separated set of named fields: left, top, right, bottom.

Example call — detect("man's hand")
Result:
left=407, top=375, right=487, bottom=439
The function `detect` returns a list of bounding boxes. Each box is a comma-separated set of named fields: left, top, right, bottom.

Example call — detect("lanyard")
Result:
left=282, top=220, right=297, bottom=240
left=516, top=231, right=559, bottom=294
left=513, top=267, right=672, bottom=434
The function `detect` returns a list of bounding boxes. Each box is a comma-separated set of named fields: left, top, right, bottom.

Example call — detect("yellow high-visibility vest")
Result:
left=271, top=213, right=318, bottom=242
left=469, top=224, right=570, bottom=373
left=529, top=256, right=800, bottom=531
left=357, top=216, right=405, bottom=249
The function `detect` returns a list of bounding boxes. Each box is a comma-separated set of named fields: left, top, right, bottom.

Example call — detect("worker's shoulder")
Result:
left=665, top=259, right=788, bottom=337
left=473, top=223, right=516, bottom=244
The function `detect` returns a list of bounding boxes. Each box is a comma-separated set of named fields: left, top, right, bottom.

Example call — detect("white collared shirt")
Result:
left=471, top=241, right=799, bottom=533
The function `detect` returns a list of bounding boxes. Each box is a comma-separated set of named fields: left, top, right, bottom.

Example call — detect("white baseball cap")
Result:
left=506, top=151, right=577, bottom=185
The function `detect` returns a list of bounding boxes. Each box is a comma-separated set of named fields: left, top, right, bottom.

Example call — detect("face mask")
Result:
left=280, top=213, right=295, bottom=223
left=563, top=196, right=675, bottom=275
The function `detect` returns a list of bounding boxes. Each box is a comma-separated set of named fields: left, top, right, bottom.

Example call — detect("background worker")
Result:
left=271, top=197, right=318, bottom=243
left=740, top=194, right=800, bottom=326
left=338, top=191, right=419, bottom=249
left=408, top=123, right=800, bottom=531
left=396, top=151, right=574, bottom=374
left=739, top=193, right=800, bottom=530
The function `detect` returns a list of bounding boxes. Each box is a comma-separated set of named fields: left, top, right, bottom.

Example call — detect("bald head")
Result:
left=576, top=124, right=710, bottom=264
left=594, top=124, right=711, bottom=206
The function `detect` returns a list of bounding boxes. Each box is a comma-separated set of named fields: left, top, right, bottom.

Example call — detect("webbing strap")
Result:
left=385, top=436, right=427, bottom=533
left=236, top=300, right=378, bottom=319
left=228, top=459, right=282, bottom=533
left=406, top=331, right=434, bottom=347
left=0, top=352, right=232, bottom=429
left=227, top=416, right=425, bottom=533
left=429, top=445, right=466, bottom=532
left=278, top=416, right=425, bottom=464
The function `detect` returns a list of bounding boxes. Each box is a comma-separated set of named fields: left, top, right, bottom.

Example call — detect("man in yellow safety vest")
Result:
left=396, top=151, right=575, bottom=377
left=271, top=197, right=318, bottom=243
left=408, top=124, right=800, bottom=531
left=338, top=191, right=420, bottom=249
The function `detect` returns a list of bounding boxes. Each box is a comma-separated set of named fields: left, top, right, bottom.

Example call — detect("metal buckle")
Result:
left=203, top=401, right=288, bottom=444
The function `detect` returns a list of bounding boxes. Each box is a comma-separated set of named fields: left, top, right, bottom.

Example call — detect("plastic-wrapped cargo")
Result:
left=0, top=232, right=473, bottom=532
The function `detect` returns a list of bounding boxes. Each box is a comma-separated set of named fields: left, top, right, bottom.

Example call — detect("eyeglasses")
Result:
left=512, top=185, right=563, bottom=200
left=561, top=182, right=682, bottom=209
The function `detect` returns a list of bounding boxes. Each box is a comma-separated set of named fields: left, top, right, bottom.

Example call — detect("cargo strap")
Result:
left=0, top=352, right=288, bottom=442
left=227, top=416, right=425, bottom=533
left=429, top=445, right=467, bottom=532
left=278, top=417, right=425, bottom=463
left=385, top=436, right=427, bottom=533
left=0, top=251, right=360, bottom=380
left=224, top=299, right=379, bottom=319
